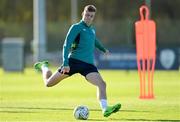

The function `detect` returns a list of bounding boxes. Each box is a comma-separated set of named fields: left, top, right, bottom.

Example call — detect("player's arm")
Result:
left=95, top=37, right=109, bottom=54
left=62, top=24, right=80, bottom=67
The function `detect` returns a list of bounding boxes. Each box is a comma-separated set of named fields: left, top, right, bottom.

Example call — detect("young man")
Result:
left=34, top=5, right=121, bottom=117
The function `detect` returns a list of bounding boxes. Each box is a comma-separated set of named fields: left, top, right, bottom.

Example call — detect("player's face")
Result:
left=82, top=11, right=95, bottom=26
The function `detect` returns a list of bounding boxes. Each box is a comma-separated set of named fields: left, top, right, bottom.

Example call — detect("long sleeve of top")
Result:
left=95, top=38, right=106, bottom=53
left=63, top=24, right=81, bottom=66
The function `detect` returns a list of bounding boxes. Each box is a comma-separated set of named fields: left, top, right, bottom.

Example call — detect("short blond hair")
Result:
left=84, top=5, right=96, bottom=12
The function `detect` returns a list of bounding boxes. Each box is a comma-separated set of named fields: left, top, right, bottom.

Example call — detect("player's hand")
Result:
left=61, top=66, right=70, bottom=74
left=104, top=49, right=110, bottom=55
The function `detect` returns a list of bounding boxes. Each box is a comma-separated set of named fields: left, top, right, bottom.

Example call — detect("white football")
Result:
left=73, top=105, right=89, bottom=120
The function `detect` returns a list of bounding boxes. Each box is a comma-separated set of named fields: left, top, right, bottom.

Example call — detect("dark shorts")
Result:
left=58, top=58, right=98, bottom=77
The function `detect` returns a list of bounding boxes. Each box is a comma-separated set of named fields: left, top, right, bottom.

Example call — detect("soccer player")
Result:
left=34, top=5, right=121, bottom=117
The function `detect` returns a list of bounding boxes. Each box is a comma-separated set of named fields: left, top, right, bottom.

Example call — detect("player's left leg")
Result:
left=85, top=72, right=121, bottom=117
left=34, top=61, right=69, bottom=87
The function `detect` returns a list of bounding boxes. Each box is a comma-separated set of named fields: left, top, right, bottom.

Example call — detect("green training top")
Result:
left=62, top=20, right=106, bottom=66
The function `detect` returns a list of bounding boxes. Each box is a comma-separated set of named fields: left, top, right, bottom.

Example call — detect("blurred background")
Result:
left=0, top=0, right=179, bottom=71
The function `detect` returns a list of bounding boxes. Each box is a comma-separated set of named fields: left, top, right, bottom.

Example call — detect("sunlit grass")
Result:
left=0, top=68, right=180, bottom=121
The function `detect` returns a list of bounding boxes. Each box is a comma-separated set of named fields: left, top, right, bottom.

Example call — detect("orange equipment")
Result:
left=135, top=5, right=156, bottom=99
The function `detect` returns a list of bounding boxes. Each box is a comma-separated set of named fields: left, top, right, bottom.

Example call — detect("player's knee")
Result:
left=100, top=81, right=106, bottom=89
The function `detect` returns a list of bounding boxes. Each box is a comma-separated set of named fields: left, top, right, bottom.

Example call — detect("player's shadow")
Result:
left=0, top=106, right=73, bottom=113
left=2, top=107, right=178, bottom=121
left=0, top=106, right=152, bottom=113
left=88, top=118, right=180, bottom=121
left=91, top=108, right=151, bottom=113
left=0, top=106, right=73, bottom=111
left=0, top=110, right=38, bottom=113
left=87, top=118, right=109, bottom=121
left=114, top=118, right=180, bottom=122
left=85, top=118, right=180, bottom=122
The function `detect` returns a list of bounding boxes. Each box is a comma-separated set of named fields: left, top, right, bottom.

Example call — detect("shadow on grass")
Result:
left=116, top=118, right=180, bottom=122
left=87, top=118, right=109, bottom=121
left=83, top=118, right=180, bottom=121
left=87, top=118, right=180, bottom=122
left=1, top=107, right=178, bottom=121
left=91, top=108, right=151, bottom=113
left=0, top=110, right=38, bottom=113
left=0, top=106, right=151, bottom=113
left=0, top=106, right=73, bottom=111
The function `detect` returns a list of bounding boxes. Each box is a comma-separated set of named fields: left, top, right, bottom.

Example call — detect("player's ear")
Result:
left=82, top=12, right=84, bottom=17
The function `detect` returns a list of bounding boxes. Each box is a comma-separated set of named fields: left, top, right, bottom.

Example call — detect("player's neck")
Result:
left=82, top=20, right=92, bottom=27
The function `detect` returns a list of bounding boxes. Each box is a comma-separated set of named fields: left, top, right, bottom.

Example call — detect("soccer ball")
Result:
left=73, top=105, right=89, bottom=120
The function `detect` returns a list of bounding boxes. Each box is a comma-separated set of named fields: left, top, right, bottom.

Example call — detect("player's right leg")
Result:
left=34, top=61, right=69, bottom=87
left=86, top=72, right=121, bottom=117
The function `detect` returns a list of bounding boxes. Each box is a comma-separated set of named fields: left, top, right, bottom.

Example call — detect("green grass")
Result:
left=0, top=68, right=180, bottom=122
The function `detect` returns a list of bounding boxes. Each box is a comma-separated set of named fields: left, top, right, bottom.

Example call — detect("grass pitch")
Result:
left=0, top=68, right=180, bottom=122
